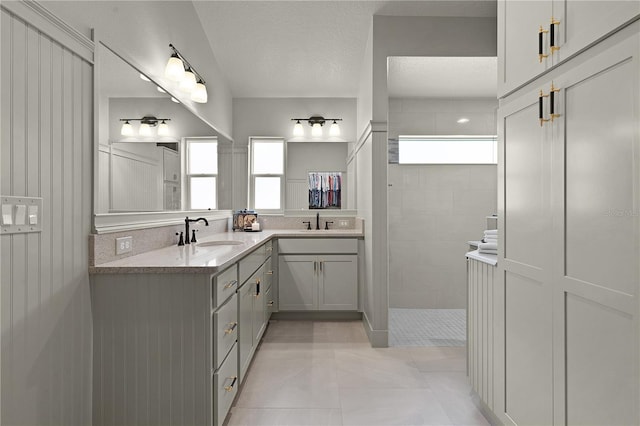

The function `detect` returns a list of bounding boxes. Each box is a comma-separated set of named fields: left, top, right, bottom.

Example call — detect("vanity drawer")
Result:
left=213, top=293, right=238, bottom=370
left=278, top=238, right=357, bottom=254
left=239, top=244, right=268, bottom=284
left=213, top=343, right=238, bottom=426
left=212, top=264, right=238, bottom=308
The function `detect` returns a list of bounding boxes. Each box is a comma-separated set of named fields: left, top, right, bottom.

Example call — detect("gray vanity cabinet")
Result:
left=278, top=239, right=358, bottom=311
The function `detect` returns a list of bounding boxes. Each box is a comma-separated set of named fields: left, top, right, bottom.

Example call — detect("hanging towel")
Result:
left=478, top=242, right=498, bottom=251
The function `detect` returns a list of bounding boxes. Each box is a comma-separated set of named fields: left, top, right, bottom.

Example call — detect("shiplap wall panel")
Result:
left=111, top=153, right=161, bottom=211
left=286, top=180, right=307, bottom=210
left=467, top=257, right=495, bottom=410
left=0, top=7, right=93, bottom=425
left=91, top=273, right=212, bottom=426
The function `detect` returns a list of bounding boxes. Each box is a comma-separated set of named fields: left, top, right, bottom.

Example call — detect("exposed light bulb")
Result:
left=311, top=122, right=323, bottom=137
left=156, top=86, right=166, bottom=94
left=329, top=120, right=340, bottom=137
left=179, top=69, right=196, bottom=92
left=293, top=120, right=304, bottom=137
left=164, top=54, right=185, bottom=82
left=457, top=117, right=470, bottom=124
left=139, top=73, right=151, bottom=82
left=120, top=120, right=134, bottom=136
left=191, top=81, right=208, bottom=103
left=139, top=122, right=153, bottom=137
left=157, top=120, right=170, bottom=137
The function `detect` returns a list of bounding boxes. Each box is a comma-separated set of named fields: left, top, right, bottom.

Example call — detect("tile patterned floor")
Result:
left=389, top=309, right=466, bottom=347
left=226, top=320, right=488, bottom=426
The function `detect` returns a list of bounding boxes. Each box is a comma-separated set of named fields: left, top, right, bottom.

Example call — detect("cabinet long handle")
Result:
left=550, top=18, right=560, bottom=53
left=224, top=376, right=238, bottom=392
left=538, top=26, right=549, bottom=63
left=319, top=261, right=323, bottom=272
left=224, top=322, right=238, bottom=335
left=255, top=279, right=260, bottom=297
left=314, top=261, right=317, bottom=274
left=539, top=90, right=550, bottom=126
left=549, top=82, right=561, bottom=121
left=223, top=279, right=238, bottom=290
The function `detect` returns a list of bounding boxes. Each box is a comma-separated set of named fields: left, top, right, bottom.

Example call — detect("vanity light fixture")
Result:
left=290, top=116, right=343, bottom=138
left=164, top=44, right=208, bottom=103
left=120, top=116, right=171, bottom=137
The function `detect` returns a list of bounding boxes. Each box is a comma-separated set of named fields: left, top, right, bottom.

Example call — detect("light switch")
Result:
left=28, top=205, right=38, bottom=225
left=15, top=204, right=26, bottom=225
left=2, top=204, right=13, bottom=225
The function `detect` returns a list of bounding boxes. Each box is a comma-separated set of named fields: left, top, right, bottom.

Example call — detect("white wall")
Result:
left=388, top=98, right=497, bottom=309
left=44, top=0, right=233, bottom=139
left=232, top=97, right=356, bottom=210
left=1, top=4, right=93, bottom=424
left=353, top=15, right=497, bottom=346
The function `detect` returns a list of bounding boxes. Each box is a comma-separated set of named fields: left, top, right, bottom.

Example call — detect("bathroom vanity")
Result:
left=89, top=229, right=362, bottom=426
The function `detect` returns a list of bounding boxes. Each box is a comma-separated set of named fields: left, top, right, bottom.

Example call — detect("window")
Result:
left=249, top=138, right=285, bottom=212
left=398, top=135, right=497, bottom=164
left=186, top=137, right=217, bottom=209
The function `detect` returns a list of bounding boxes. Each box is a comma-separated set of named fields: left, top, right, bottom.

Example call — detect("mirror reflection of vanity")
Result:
left=95, top=41, right=229, bottom=222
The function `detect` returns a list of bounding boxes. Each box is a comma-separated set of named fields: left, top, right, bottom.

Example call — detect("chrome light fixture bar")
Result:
left=291, top=116, right=342, bottom=138
left=120, top=116, right=171, bottom=137
left=164, top=43, right=208, bottom=103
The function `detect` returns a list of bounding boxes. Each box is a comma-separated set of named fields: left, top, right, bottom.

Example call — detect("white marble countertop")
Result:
left=90, top=228, right=363, bottom=274
left=466, top=249, right=498, bottom=266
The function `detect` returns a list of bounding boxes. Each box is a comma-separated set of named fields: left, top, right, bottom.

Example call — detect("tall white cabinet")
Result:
left=496, top=3, right=639, bottom=425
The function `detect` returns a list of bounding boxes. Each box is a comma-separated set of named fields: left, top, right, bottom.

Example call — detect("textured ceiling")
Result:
left=388, top=56, right=497, bottom=98
left=193, top=1, right=497, bottom=98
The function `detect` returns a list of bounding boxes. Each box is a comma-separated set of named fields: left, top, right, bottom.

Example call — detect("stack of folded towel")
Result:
left=479, top=229, right=498, bottom=255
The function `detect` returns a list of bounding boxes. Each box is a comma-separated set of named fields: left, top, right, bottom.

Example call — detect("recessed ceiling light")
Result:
left=139, top=73, right=151, bottom=82
left=457, top=118, right=470, bottom=124
left=157, top=86, right=166, bottom=94
left=170, top=97, right=180, bottom=104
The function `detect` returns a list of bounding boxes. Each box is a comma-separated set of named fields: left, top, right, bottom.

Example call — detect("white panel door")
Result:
left=550, top=27, right=639, bottom=425
left=278, top=255, right=317, bottom=310
left=498, top=0, right=552, bottom=96
left=318, top=255, right=358, bottom=310
left=553, top=0, right=640, bottom=65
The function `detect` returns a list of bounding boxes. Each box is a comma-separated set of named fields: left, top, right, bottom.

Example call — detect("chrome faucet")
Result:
left=316, top=212, right=320, bottom=230
left=185, top=217, right=209, bottom=244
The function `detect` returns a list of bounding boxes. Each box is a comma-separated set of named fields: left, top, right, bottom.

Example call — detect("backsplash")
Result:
left=90, top=217, right=230, bottom=266
left=90, top=215, right=360, bottom=266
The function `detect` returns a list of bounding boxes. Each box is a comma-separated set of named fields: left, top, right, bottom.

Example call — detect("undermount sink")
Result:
left=197, top=240, right=244, bottom=247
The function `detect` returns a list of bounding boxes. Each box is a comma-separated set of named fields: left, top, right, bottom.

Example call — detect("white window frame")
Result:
left=398, top=135, right=498, bottom=165
left=184, top=136, right=218, bottom=210
left=248, top=137, right=286, bottom=214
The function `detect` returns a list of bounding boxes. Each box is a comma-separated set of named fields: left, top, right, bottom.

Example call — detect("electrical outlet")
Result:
left=339, top=220, right=349, bottom=228
left=116, top=236, right=133, bottom=255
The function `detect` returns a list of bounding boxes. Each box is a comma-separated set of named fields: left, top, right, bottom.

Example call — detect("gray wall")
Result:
left=388, top=97, right=497, bottom=309
left=1, top=4, right=93, bottom=424
left=232, top=97, right=356, bottom=210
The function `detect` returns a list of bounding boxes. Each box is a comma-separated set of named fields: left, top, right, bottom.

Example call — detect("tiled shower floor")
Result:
left=389, top=308, right=466, bottom=347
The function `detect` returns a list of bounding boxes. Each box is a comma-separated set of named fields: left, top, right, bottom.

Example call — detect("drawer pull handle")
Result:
left=549, top=18, right=560, bottom=53
left=223, top=280, right=238, bottom=290
left=538, top=25, right=549, bottom=63
left=266, top=270, right=273, bottom=275
left=224, top=322, right=238, bottom=334
left=224, top=376, right=238, bottom=392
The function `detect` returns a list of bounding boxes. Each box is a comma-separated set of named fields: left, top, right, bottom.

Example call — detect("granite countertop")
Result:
left=90, top=228, right=363, bottom=274
left=466, top=249, right=497, bottom=266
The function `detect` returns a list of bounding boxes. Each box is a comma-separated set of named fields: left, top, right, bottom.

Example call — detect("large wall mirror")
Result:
left=95, top=41, right=231, bottom=231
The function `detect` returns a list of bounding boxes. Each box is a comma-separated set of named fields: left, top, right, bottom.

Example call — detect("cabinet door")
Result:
left=497, top=84, right=554, bottom=426
left=550, top=28, right=639, bottom=426
left=252, top=274, right=266, bottom=344
left=553, top=0, right=640, bottom=64
left=318, top=255, right=357, bottom=311
left=264, top=285, right=274, bottom=323
left=238, top=281, right=254, bottom=383
left=278, top=255, right=317, bottom=310
left=498, top=0, right=553, bottom=96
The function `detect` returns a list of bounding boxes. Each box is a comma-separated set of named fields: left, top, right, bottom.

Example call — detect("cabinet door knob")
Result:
left=223, top=279, right=238, bottom=290
left=224, top=376, right=238, bottom=392
left=266, top=270, right=273, bottom=275
left=224, top=322, right=238, bottom=334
